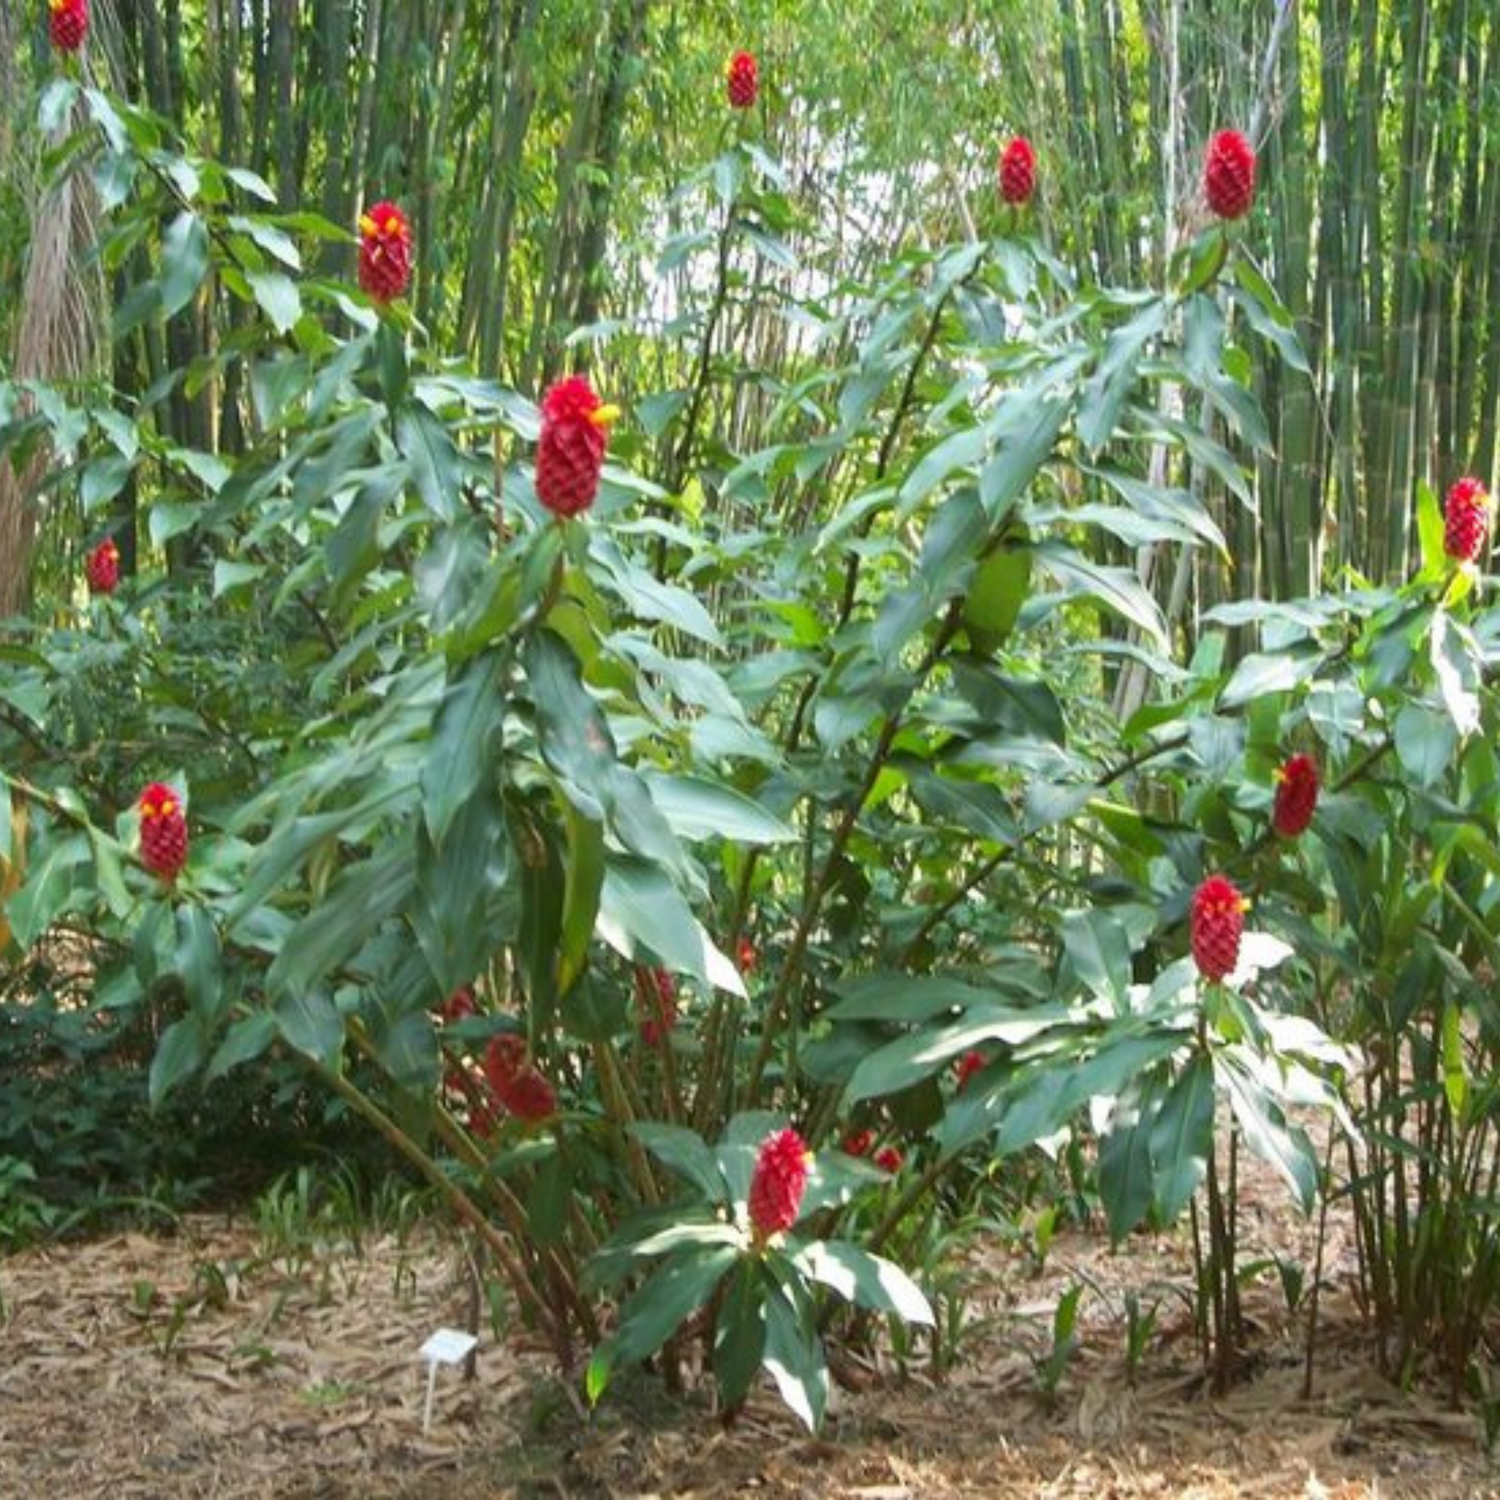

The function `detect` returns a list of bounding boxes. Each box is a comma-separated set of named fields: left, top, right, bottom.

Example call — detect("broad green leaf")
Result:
left=1149, top=1052, right=1215, bottom=1221
left=1099, top=1077, right=1161, bottom=1241
left=763, top=1281, right=829, bottom=1432
left=631, top=1123, right=726, bottom=1202
left=792, top=1241, right=934, bottom=1325
left=640, top=773, right=795, bottom=845
left=205, top=1011, right=278, bottom=1081
left=275, top=988, right=344, bottom=1065
left=421, top=653, right=503, bottom=843
left=245, top=269, right=300, bottom=333
left=150, top=1017, right=207, bottom=1107
left=160, top=211, right=210, bottom=319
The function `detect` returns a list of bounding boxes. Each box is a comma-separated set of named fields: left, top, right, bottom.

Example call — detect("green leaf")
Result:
left=150, top=1017, right=207, bottom=1107
left=598, top=857, right=743, bottom=996
left=1394, top=704, right=1457, bottom=788
left=1217, top=1049, right=1316, bottom=1212
left=205, top=1011, right=278, bottom=1081
left=160, top=211, right=210, bottom=320
left=1149, top=1052, right=1214, bottom=1222
left=630, top=1123, right=726, bottom=1202
left=763, top=1280, right=829, bottom=1432
left=1099, top=1077, right=1161, bottom=1242
left=247, top=270, right=302, bottom=334
left=397, top=404, right=463, bottom=523
left=267, top=844, right=418, bottom=998
left=588, top=1245, right=739, bottom=1398
left=8, top=833, right=89, bottom=950
left=713, top=1260, right=768, bottom=1407
left=640, top=773, right=795, bottom=845
left=176, top=906, right=226, bottom=1026
left=421, top=653, right=503, bottom=844
left=557, top=808, right=605, bottom=996
left=275, top=988, right=344, bottom=1065
left=1033, top=541, right=1167, bottom=650
left=1077, top=298, right=1167, bottom=453
left=979, top=386, right=1073, bottom=521
left=1415, top=480, right=1445, bottom=577
left=791, top=1240, right=934, bottom=1325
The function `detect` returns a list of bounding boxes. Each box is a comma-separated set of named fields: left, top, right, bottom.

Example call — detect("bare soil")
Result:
left=1, top=1175, right=1496, bottom=1499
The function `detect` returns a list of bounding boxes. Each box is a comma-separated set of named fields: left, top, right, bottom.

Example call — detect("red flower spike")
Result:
left=86, top=538, right=119, bottom=595
left=998, top=137, right=1036, bottom=206
left=1191, top=875, right=1247, bottom=984
left=357, top=200, right=412, bottom=303
left=636, top=966, right=678, bottom=1048
left=497, top=1067, right=558, bottom=1123
left=482, top=1033, right=556, bottom=1123
left=138, top=782, right=188, bottom=883
left=1444, top=476, right=1491, bottom=564
left=534, top=374, right=618, bottom=519
left=1272, top=753, right=1319, bottom=839
left=954, top=1049, right=985, bottom=1091
left=842, top=1128, right=874, bottom=1158
left=49, top=0, right=88, bottom=53
left=1204, top=129, right=1256, bottom=220
left=726, top=50, right=758, bottom=109
left=874, top=1146, right=904, bottom=1175
left=484, top=1033, right=528, bottom=1089
left=748, top=1127, right=812, bottom=1242
left=737, top=935, right=756, bottom=975
left=441, top=986, right=476, bottom=1023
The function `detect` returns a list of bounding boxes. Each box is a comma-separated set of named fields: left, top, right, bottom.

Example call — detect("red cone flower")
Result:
left=483, top=1033, right=557, bottom=1123
left=357, top=201, right=412, bottom=303
left=954, top=1049, right=985, bottom=1091
left=535, top=374, right=618, bottom=519
left=86, top=538, right=119, bottom=595
left=1272, top=753, right=1319, bottom=839
left=842, top=1128, right=874, bottom=1158
left=748, top=1127, right=812, bottom=1242
left=440, top=986, right=476, bottom=1023
left=999, top=137, right=1036, bottom=206
left=726, top=50, right=758, bottom=109
left=1204, top=129, right=1256, bottom=220
left=138, top=782, right=187, bottom=883
left=636, top=966, right=677, bottom=1048
left=1191, top=875, right=1247, bottom=984
left=49, top=0, right=87, bottom=52
left=874, top=1146, right=904, bottom=1174
left=1444, top=476, right=1491, bottom=564
left=737, top=935, right=756, bottom=974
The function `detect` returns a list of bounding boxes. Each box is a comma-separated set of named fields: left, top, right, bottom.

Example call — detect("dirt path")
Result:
left=0, top=1201, right=1495, bottom=1498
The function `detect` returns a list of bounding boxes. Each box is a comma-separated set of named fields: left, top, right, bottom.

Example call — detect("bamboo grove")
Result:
left=4, top=0, right=1500, bottom=619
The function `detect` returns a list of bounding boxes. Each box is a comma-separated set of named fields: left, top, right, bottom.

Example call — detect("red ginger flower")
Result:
left=954, top=1049, right=985, bottom=1091
left=49, top=0, right=87, bottom=53
left=999, top=137, right=1036, bottom=206
left=1191, top=875, right=1247, bottom=984
left=86, top=538, right=119, bottom=595
left=842, top=1127, right=874, bottom=1158
left=440, top=986, right=476, bottom=1022
left=748, top=1127, right=812, bottom=1242
left=138, top=782, right=187, bottom=882
left=1272, top=753, right=1319, bottom=839
left=737, top=935, right=756, bottom=974
left=636, top=966, right=677, bottom=1048
left=874, top=1145, right=904, bottom=1174
left=357, top=200, right=412, bottom=303
left=1444, top=476, right=1491, bottom=564
left=1204, top=129, right=1256, bottom=220
left=483, top=1033, right=557, bottom=1123
left=726, top=50, right=758, bottom=109
left=535, top=375, right=618, bottom=518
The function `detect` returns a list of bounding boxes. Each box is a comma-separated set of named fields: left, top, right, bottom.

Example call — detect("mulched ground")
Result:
left=2, top=1177, right=1497, bottom=1498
